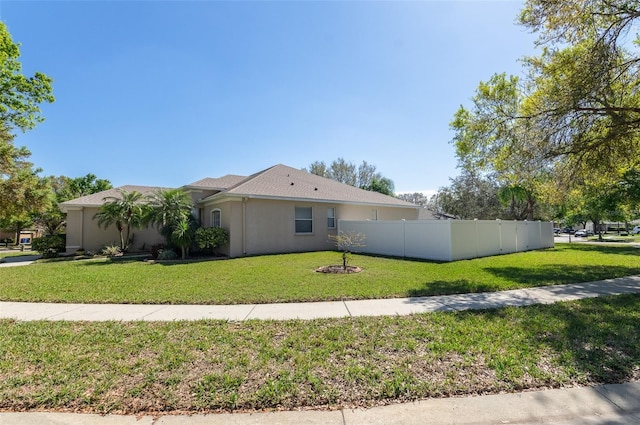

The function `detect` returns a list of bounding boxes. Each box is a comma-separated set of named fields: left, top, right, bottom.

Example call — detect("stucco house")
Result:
left=59, top=164, right=419, bottom=257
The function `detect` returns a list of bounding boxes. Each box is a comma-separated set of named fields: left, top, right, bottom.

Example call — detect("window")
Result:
left=327, top=207, right=336, bottom=229
left=371, top=210, right=378, bottom=221
left=295, top=206, right=313, bottom=233
left=211, top=209, right=221, bottom=228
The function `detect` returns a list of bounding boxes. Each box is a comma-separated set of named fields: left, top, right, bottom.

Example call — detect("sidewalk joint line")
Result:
left=46, top=305, right=85, bottom=320
left=243, top=305, right=257, bottom=321
left=343, top=300, right=353, bottom=317
left=595, top=385, right=630, bottom=412
left=140, top=305, right=168, bottom=321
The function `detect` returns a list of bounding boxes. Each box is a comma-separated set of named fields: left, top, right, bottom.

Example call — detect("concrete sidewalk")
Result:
left=2, top=275, right=639, bottom=322
left=1, top=382, right=639, bottom=424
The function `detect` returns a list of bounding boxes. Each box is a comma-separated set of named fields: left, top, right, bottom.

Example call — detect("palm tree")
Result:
left=498, top=184, right=535, bottom=220
left=171, top=216, right=198, bottom=259
left=146, top=188, right=196, bottom=255
left=94, top=190, right=146, bottom=252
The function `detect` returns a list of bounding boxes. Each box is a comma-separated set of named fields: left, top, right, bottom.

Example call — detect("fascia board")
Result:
left=198, top=193, right=418, bottom=209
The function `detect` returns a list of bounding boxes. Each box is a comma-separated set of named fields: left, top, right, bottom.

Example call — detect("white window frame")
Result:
left=327, top=207, right=336, bottom=229
left=211, top=209, right=222, bottom=228
left=295, top=206, right=313, bottom=234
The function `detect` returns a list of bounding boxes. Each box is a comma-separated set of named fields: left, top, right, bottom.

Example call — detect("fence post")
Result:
left=402, top=219, right=406, bottom=258
left=474, top=218, right=479, bottom=258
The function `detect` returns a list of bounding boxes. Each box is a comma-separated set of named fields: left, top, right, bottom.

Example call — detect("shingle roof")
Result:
left=203, top=164, right=417, bottom=208
left=59, top=165, right=418, bottom=210
left=59, top=185, right=167, bottom=210
left=185, top=175, right=247, bottom=190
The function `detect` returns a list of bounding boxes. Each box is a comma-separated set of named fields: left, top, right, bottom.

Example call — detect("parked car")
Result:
left=553, top=228, right=562, bottom=235
left=574, top=229, right=589, bottom=237
left=561, top=227, right=575, bottom=234
left=631, top=226, right=640, bottom=235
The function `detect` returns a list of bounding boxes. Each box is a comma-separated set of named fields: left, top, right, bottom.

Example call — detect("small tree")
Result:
left=171, top=217, right=198, bottom=260
left=328, top=231, right=366, bottom=270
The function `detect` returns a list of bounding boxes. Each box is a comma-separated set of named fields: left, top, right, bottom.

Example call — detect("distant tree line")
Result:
left=304, top=158, right=395, bottom=196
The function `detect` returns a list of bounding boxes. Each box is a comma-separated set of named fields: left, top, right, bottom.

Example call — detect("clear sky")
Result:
left=4, top=0, right=537, bottom=195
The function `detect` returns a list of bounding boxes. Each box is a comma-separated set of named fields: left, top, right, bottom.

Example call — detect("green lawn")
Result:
left=2, top=294, right=639, bottom=414
left=1, top=243, right=639, bottom=304
left=0, top=250, right=38, bottom=260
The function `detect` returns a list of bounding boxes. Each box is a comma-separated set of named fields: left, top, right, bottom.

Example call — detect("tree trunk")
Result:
left=14, top=223, right=23, bottom=246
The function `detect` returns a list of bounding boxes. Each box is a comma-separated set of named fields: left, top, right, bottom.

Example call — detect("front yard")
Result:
left=1, top=244, right=639, bottom=305
left=1, top=243, right=639, bottom=414
left=2, top=295, right=639, bottom=414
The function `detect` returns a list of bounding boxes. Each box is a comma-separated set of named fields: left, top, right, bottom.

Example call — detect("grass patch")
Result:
left=0, top=244, right=639, bottom=304
left=0, top=250, right=38, bottom=260
left=1, top=294, right=639, bottom=414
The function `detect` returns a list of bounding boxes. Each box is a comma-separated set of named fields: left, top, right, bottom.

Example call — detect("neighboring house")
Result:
left=59, top=164, right=419, bottom=257
left=418, top=207, right=457, bottom=220
left=0, top=229, right=42, bottom=245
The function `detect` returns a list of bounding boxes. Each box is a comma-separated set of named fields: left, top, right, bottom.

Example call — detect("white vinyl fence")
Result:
left=338, top=219, right=554, bottom=261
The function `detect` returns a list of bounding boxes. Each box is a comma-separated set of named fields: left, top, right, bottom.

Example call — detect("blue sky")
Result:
left=4, top=0, right=537, bottom=195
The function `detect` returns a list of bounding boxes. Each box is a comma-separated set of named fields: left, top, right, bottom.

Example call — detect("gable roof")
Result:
left=201, top=164, right=417, bottom=208
left=59, top=185, right=167, bottom=211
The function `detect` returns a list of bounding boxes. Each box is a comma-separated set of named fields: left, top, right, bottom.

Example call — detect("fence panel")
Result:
left=338, top=220, right=405, bottom=257
left=526, top=221, right=541, bottom=249
left=450, top=220, right=480, bottom=260
left=476, top=221, right=502, bottom=257
left=404, top=220, right=451, bottom=261
left=540, top=222, right=554, bottom=248
left=339, top=219, right=554, bottom=262
left=500, top=221, right=518, bottom=254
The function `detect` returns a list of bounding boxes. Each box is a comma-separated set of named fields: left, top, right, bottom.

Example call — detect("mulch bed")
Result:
left=315, top=265, right=362, bottom=273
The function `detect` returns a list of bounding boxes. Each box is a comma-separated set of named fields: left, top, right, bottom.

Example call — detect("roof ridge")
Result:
left=222, top=164, right=281, bottom=192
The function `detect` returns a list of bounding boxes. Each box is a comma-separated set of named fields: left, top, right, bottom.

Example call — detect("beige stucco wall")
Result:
left=65, top=207, right=164, bottom=253
left=201, top=198, right=418, bottom=257
left=65, top=198, right=418, bottom=256
left=337, top=204, right=419, bottom=221
left=64, top=208, right=84, bottom=251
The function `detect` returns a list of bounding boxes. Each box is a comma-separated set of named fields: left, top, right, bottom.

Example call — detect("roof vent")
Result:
left=290, top=182, right=294, bottom=186
left=314, top=187, right=318, bottom=191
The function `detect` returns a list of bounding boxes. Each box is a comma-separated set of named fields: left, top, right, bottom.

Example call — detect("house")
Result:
left=59, top=164, right=419, bottom=257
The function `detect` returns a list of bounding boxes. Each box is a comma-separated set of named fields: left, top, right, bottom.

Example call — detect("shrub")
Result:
left=195, top=227, right=229, bottom=255
left=150, top=243, right=166, bottom=260
left=101, top=245, right=122, bottom=257
left=31, top=235, right=65, bottom=258
left=157, top=248, right=177, bottom=260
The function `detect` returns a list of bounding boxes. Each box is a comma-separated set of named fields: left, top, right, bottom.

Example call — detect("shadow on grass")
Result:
left=519, top=294, right=640, bottom=383
left=554, top=243, right=640, bottom=256
left=406, top=280, right=498, bottom=297
left=354, top=252, right=447, bottom=264
left=485, top=264, right=640, bottom=286
left=73, top=256, right=150, bottom=266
